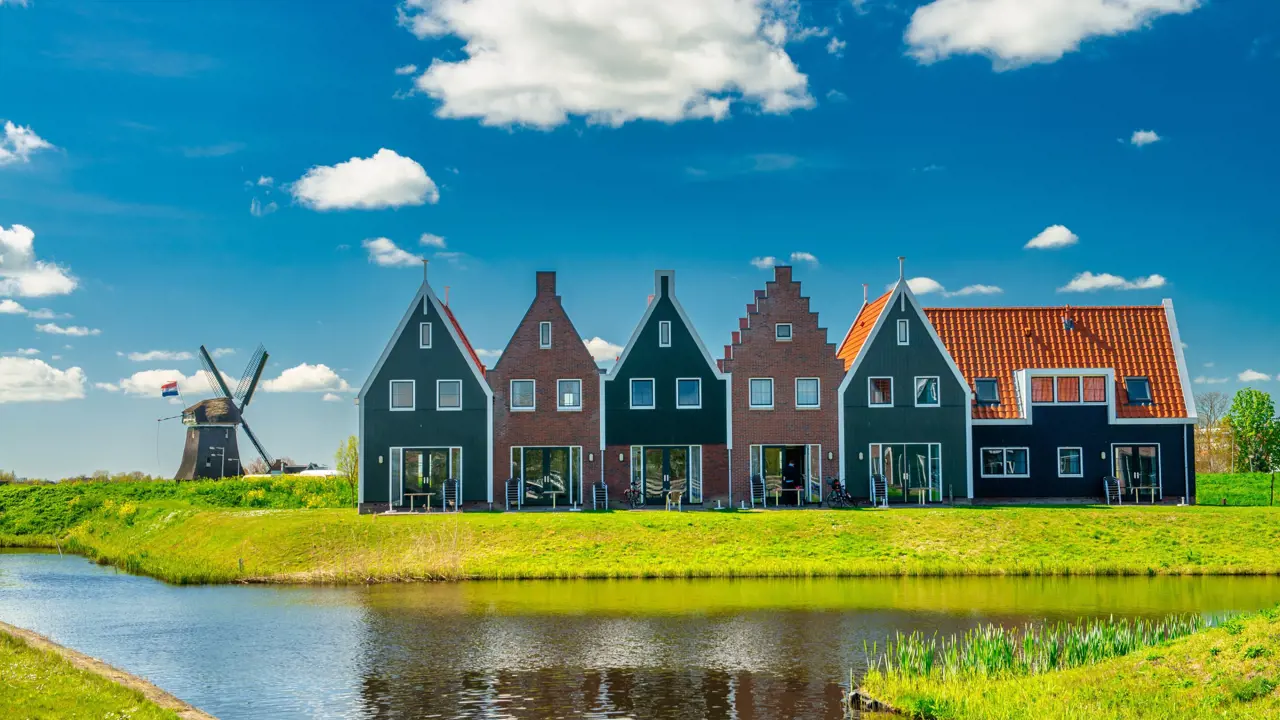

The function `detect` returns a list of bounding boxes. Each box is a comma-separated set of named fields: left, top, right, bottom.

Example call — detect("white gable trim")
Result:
left=1163, top=299, right=1197, bottom=422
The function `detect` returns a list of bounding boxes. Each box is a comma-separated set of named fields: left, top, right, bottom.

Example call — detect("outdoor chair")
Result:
left=504, top=477, right=522, bottom=511
left=871, top=474, right=889, bottom=508
left=1103, top=476, right=1123, bottom=506
left=749, top=474, right=768, bottom=508
left=591, top=481, right=608, bottom=510
left=442, top=479, right=461, bottom=512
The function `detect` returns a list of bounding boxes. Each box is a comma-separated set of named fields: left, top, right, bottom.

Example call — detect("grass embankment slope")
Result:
left=3, top=476, right=1280, bottom=584
left=861, top=608, right=1280, bottom=719
left=0, top=622, right=212, bottom=720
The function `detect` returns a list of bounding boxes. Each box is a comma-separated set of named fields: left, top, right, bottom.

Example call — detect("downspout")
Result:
left=1183, top=423, right=1190, bottom=505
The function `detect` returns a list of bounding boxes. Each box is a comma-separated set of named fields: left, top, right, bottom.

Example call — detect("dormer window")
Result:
left=539, top=322, right=552, bottom=349
left=897, top=319, right=909, bottom=345
left=658, top=321, right=671, bottom=348
left=975, top=378, right=1000, bottom=405
left=1125, top=377, right=1152, bottom=405
left=775, top=323, right=792, bottom=342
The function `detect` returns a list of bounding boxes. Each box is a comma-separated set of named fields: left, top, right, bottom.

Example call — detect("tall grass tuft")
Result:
left=871, top=613, right=1214, bottom=680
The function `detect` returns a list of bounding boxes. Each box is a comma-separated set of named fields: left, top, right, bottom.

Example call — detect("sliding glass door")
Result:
left=637, top=446, right=703, bottom=505
left=869, top=443, right=942, bottom=503
left=511, top=446, right=582, bottom=506
left=389, top=446, right=461, bottom=507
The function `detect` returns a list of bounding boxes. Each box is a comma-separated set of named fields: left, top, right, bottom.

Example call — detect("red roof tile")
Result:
left=442, top=304, right=486, bottom=377
left=923, top=305, right=1186, bottom=420
left=837, top=291, right=892, bottom=371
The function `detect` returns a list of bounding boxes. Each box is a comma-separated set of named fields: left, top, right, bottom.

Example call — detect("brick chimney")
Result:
left=535, top=271, right=557, bottom=297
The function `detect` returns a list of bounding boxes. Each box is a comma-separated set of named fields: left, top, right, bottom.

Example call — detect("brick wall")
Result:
left=720, top=265, right=844, bottom=502
left=490, top=272, right=602, bottom=503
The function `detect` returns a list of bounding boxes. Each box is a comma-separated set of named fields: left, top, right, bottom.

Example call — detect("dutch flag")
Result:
left=161, top=381, right=179, bottom=398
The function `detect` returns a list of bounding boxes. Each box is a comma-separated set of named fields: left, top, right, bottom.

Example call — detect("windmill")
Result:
left=174, top=345, right=273, bottom=480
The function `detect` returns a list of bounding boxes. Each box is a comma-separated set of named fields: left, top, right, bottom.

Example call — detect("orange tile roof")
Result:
left=442, top=304, right=486, bottom=377
left=837, top=291, right=892, bottom=370
left=923, top=305, right=1187, bottom=420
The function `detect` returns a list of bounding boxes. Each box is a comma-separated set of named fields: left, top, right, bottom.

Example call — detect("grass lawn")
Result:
left=859, top=607, right=1280, bottom=719
left=0, top=623, right=190, bottom=720
left=1197, top=473, right=1277, bottom=507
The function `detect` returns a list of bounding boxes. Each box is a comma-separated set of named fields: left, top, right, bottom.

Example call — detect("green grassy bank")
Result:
left=859, top=607, right=1280, bottom=719
left=1197, top=472, right=1277, bottom=507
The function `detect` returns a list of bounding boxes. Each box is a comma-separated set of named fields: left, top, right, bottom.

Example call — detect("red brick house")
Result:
left=720, top=266, right=843, bottom=505
left=490, top=272, right=602, bottom=508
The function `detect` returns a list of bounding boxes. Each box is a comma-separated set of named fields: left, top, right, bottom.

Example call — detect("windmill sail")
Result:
left=240, top=418, right=274, bottom=469
left=198, top=345, right=234, bottom=398
left=234, top=345, right=269, bottom=410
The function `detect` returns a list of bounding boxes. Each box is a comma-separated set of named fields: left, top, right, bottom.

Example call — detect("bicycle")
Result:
left=825, top=476, right=854, bottom=508
left=621, top=480, right=645, bottom=509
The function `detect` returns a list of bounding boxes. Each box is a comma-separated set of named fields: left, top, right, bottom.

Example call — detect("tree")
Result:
left=335, top=435, right=358, bottom=496
left=1227, top=388, right=1279, bottom=472
left=244, top=458, right=269, bottom=475
left=1196, top=391, right=1231, bottom=473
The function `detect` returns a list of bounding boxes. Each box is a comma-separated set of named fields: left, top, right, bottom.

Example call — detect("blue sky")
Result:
left=1, top=0, right=1277, bottom=479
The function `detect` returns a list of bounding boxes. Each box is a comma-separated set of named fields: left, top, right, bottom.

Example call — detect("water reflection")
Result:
left=1, top=552, right=1277, bottom=720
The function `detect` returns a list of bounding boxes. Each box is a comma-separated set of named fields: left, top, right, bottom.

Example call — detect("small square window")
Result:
left=539, top=321, right=552, bottom=349
left=975, top=378, right=1000, bottom=405
left=915, top=377, right=940, bottom=407
left=557, top=379, right=582, bottom=410
left=658, top=321, right=671, bottom=348
left=749, top=378, right=774, bottom=408
left=869, top=377, right=893, bottom=407
left=419, top=322, right=432, bottom=349
left=510, top=380, right=535, bottom=411
left=1058, top=447, right=1083, bottom=478
left=1125, top=377, right=1152, bottom=405
left=1031, top=377, right=1055, bottom=403
left=775, top=323, right=792, bottom=342
left=1083, top=376, right=1108, bottom=403
left=390, top=380, right=415, bottom=410
left=795, top=378, right=820, bottom=408
left=897, top=319, right=909, bottom=345
left=1056, top=376, right=1081, bottom=403
left=677, top=378, right=701, bottom=409
left=437, top=380, right=462, bottom=410
left=630, top=379, right=655, bottom=409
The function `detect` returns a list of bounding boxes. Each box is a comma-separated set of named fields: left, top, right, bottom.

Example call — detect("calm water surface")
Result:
left=2, top=551, right=1278, bottom=719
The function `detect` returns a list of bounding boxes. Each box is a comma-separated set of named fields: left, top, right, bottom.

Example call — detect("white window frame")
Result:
left=1057, top=447, right=1084, bottom=478
left=975, top=378, right=1000, bottom=405
left=897, top=319, right=909, bottom=346
left=419, top=322, right=432, bottom=349
left=748, top=378, right=774, bottom=409
left=389, top=379, right=415, bottom=412
left=630, top=378, right=655, bottom=410
left=868, top=376, right=894, bottom=408
left=556, top=378, right=582, bottom=412
left=658, top=321, right=672, bottom=348
left=509, top=379, right=536, bottom=412
left=980, top=447, right=1030, bottom=479
left=795, top=377, right=820, bottom=409
left=1125, top=376, right=1153, bottom=405
left=539, top=321, right=552, bottom=349
left=1030, top=376, right=1056, bottom=404
left=1055, top=376, right=1083, bottom=404
left=676, top=377, right=702, bottom=410
left=914, top=376, right=941, bottom=408
left=436, top=379, right=463, bottom=411
left=775, top=323, right=793, bottom=342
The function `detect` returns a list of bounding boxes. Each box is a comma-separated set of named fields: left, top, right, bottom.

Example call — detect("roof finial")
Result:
left=862, top=283, right=869, bottom=305
left=422, top=258, right=429, bottom=286
left=898, top=256, right=906, bottom=281
left=444, top=285, right=450, bottom=307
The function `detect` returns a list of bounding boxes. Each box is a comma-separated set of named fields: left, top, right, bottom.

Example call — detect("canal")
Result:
left=2, top=551, right=1277, bottom=719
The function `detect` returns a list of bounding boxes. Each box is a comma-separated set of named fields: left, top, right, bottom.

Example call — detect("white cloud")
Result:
left=291, top=149, right=438, bottom=210
left=1238, top=370, right=1273, bottom=383
left=257, top=176, right=274, bottom=187
left=419, top=233, right=447, bottom=249
left=827, top=37, right=847, bottom=56
left=0, top=357, right=85, bottom=403
left=790, top=251, right=819, bottom=266
left=262, top=363, right=352, bottom=393
left=125, top=350, right=194, bottom=362
left=474, top=348, right=502, bottom=366
left=1129, top=129, right=1161, bottom=147
left=211, top=347, right=235, bottom=358
left=363, top=237, right=422, bottom=268
left=905, top=277, right=946, bottom=295
left=584, top=337, right=624, bottom=364
left=1193, top=376, right=1228, bottom=385
left=751, top=256, right=778, bottom=269
left=0, top=121, right=54, bottom=166
left=104, top=369, right=206, bottom=397
left=0, top=298, right=25, bottom=314
left=26, top=308, right=67, bottom=319
left=947, top=284, right=1004, bottom=297
left=14, top=348, right=39, bottom=356
left=0, top=1, right=32, bottom=7
left=0, top=224, right=78, bottom=298
left=905, top=0, right=1200, bottom=69
left=903, top=277, right=1001, bottom=297
left=1058, top=271, right=1167, bottom=292
left=826, top=89, right=848, bottom=102
left=249, top=197, right=278, bottom=217
left=1204, top=362, right=1214, bottom=368
left=321, top=392, right=343, bottom=402
left=394, top=63, right=419, bottom=75
left=1024, top=224, right=1079, bottom=250
left=399, top=0, right=815, bottom=128
left=93, top=382, right=120, bottom=392
left=35, top=323, right=100, bottom=336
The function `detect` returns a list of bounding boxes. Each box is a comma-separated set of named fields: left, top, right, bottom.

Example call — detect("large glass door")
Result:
left=1114, top=445, right=1159, bottom=495
left=639, top=446, right=703, bottom=505
left=516, top=447, right=578, bottom=506
left=644, top=448, right=665, bottom=504
left=390, top=447, right=457, bottom=507
left=870, top=443, right=942, bottom=503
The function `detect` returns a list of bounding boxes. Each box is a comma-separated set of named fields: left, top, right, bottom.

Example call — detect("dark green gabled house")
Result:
left=358, top=272, right=493, bottom=512
left=836, top=273, right=972, bottom=503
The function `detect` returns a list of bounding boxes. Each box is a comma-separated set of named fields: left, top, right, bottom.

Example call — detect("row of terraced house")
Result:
left=356, top=261, right=1197, bottom=512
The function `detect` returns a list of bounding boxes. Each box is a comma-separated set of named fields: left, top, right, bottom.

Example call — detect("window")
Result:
left=897, top=319, right=909, bottom=345
left=437, top=380, right=462, bottom=410
left=975, top=378, right=1000, bottom=405
left=1126, top=377, right=1152, bottom=405
left=915, top=376, right=940, bottom=407
left=869, top=377, right=893, bottom=407
left=539, top=322, right=552, bottom=349
left=630, top=379, right=655, bottom=409
left=1058, top=447, right=1083, bottom=478
left=1031, top=376, right=1055, bottom=403
left=1083, top=376, right=1108, bottom=403
left=749, top=378, right=774, bottom=409
left=510, top=380, right=535, bottom=411
left=557, top=379, right=582, bottom=411
left=419, top=322, right=432, bottom=349
left=658, top=321, right=671, bottom=347
left=775, top=323, right=792, bottom=342
left=795, top=378, right=820, bottom=408
left=981, top=447, right=1029, bottom=478
left=676, top=378, right=701, bottom=409
left=1056, top=376, right=1081, bottom=403
left=390, top=380, right=415, bottom=411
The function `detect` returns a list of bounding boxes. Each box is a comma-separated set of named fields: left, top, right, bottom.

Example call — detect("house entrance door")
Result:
left=1114, top=445, right=1160, bottom=498
left=640, top=446, right=701, bottom=505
